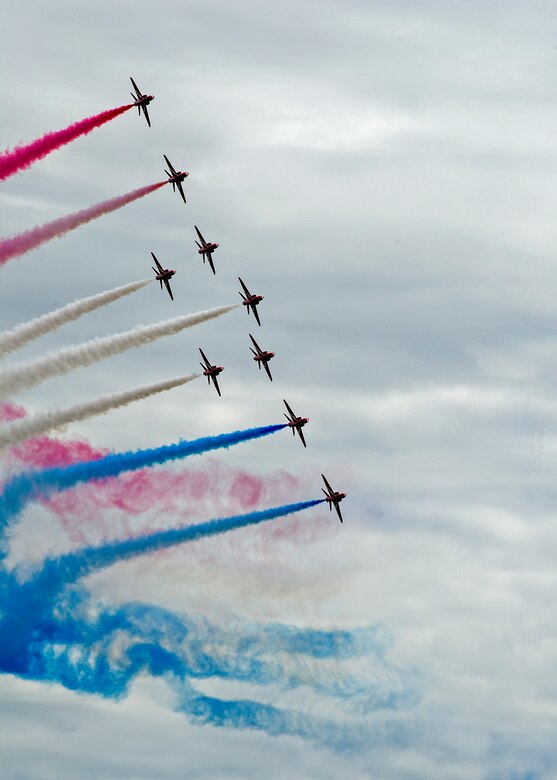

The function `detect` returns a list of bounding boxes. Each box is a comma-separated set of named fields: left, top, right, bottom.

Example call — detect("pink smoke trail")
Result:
left=0, top=181, right=167, bottom=268
left=0, top=403, right=334, bottom=564
left=0, top=104, right=134, bottom=182
left=0, top=402, right=26, bottom=423
left=10, top=445, right=332, bottom=553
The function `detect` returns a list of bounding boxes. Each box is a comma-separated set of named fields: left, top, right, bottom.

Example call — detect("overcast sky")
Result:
left=2, top=1, right=557, bottom=778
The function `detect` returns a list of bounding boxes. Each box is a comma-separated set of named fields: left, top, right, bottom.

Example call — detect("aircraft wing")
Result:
left=238, top=277, right=251, bottom=297
left=164, top=278, right=174, bottom=301
left=207, top=253, right=216, bottom=275
left=211, top=374, right=222, bottom=397
left=322, top=474, right=334, bottom=494
left=142, top=103, right=151, bottom=127
left=263, top=360, right=273, bottom=382
left=176, top=180, right=187, bottom=204
left=283, top=399, right=296, bottom=418
left=199, top=348, right=210, bottom=368
left=130, top=76, right=141, bottom=98
left=251, top=304, right=261, bottom=327
left=163, top=154, right=177, bottom=175
left=297, top=427, right=307, bottom=448
left=335, top=503, right=344, bottom=523
left=249, top=334, right=263, bottom=354
left=151, top=252, right=163, bottom=272
left=194, top=225, right=207, bottom=246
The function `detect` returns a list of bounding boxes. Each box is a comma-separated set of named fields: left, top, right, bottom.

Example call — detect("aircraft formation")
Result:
left=134, top=76, right=346, bottom=521
left=0, top=76, right=347, bottom=523
left=138, top=77, right=346, bottom=520
left=0, top=74, right=364, bottom=755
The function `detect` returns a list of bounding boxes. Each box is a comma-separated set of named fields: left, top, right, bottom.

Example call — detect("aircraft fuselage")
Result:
left=288, top=417, right=309, bottom=429
left=198, top=243, right=219, bottom=254
left=169, top=172, right=188, bottom=184
left=155, top=269, right=175, bottom=281
left=134, top=95, right=154, bottom=107
left=203, top=365, right=223, bottom=378
left=254, top=352, right=274, bottom=364
left=243, top=294, right=263, bottom=307
left=326, top=492, right=346, bottom=506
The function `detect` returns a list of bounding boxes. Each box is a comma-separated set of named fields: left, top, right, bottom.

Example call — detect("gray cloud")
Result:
left=3, top=0, right=557, bottom=777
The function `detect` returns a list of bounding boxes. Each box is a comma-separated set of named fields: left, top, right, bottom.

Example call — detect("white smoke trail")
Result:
left=0, top=279, right=153, bottom=359
left=0, top=304, right=239, bottom=397
left=0, top=373, right=200, bottom=450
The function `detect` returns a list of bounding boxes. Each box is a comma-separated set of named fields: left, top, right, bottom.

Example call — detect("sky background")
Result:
left=2, top=0, right=557, bottom=777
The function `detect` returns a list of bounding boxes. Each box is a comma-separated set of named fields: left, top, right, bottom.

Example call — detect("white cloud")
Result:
left=3, top=0, right=557, bottom=777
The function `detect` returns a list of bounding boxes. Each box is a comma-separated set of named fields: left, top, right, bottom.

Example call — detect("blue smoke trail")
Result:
left=0, top=582, right=417, bottom=751
left=40, top=500, right=325, bottom=586
left=0, top=495, right=419, bottom=750
left=0, top=423, right=287, bottom=542
left=0, top=500, right=324, bottom=674
left=178, top=684, right=411, bottom=752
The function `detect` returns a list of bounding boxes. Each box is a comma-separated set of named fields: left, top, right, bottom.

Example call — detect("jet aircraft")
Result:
left=321, top=474, right=346, bottom=523
left=130, top=77, right=154, bottom=127
left=283, top=399, right=309, bottom=447
left=199, top=348, right=224, bottom=396
left=238, top=277, right=264, bottom=326
left=249, top=334, right=275, bottom=381
left=151, top=252, right=176, bottom=300
left=194, top=225, right=219, bottom=274
left=163, top=155, right=189, bottom=203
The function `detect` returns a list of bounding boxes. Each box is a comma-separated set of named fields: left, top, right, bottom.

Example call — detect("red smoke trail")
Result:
left=8, top=442, right=332, bottom=553
left=0, top=104, right=134, bottom=182
left=1, top=403, right=106, bottom=469
left=5, top=426, right=297, bottom=525
left=0, top=403, right=26, bottom=423
left=0, top=181, right=167, bottom=268
left=0, top=408, right=332, bottom=551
